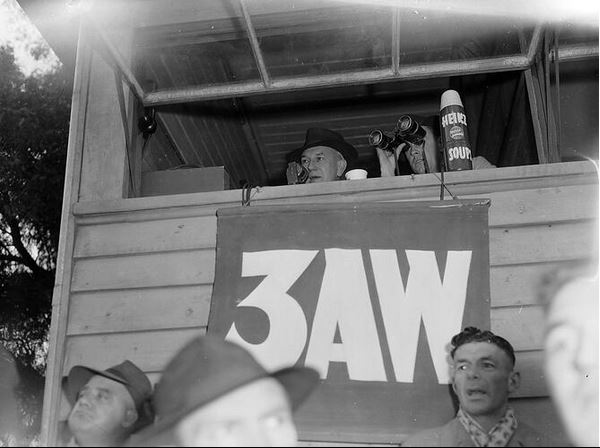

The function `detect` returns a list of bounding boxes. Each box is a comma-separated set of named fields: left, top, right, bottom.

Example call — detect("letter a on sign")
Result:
left=226, top=250, right=318, bottom=371
left=305, top=249, right=386, bottom=381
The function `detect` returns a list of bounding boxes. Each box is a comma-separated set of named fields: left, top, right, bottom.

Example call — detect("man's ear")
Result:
left=508, top=370, right=521, bottom=394
left=122, top=407, right=139, bottom=429
left=450, top=368, right=458, bottom=395
left=336, top=158, right=347, bottom=177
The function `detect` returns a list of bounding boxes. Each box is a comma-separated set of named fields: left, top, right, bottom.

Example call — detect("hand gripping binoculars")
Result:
left=368, top=115, right=426, bottom=152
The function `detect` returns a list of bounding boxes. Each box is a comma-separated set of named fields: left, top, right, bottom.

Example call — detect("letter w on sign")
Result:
left=208, top=200, right=490, bottom=444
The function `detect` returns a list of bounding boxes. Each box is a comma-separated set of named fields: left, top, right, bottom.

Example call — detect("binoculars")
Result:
left=368, top=115, right=426, bottom=152
left=286, top=161, right=310, bottom=184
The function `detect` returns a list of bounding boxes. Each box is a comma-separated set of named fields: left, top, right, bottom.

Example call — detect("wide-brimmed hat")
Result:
left=130, top=336, right=319, bottom=446
left=287, top=128, right=358, bottom=165
left=66, top=360, right=154, bottom=429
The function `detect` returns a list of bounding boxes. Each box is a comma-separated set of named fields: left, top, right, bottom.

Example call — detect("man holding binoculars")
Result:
left=286, top=128, right=358, bottom=184
left=372, top=115, right=494, bottom=177
left=285, top=116, right=494, bottom=185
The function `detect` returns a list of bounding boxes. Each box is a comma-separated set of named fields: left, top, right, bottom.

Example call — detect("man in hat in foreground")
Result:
left=131, top=336, right=319, bottom=447
left=287, top=127, right=358, bottom=183
left=403, top=327, right=557, bottom=447
left=65, top=360, right=154, bottom=446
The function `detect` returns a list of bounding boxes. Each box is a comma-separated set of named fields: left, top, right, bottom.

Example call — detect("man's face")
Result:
left=451, top=342, right=519, bottom=419
left=544, top=277, right=599, bottom=447
left=175, top=377, right=297, bottom=447
left=301, top=146, right=345, bottom=183
left=68, top=375, right=137, bottom=440
left=403, top=126, right=439, bottom=174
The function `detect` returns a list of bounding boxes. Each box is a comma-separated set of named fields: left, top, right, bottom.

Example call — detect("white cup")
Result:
left=345, top=169, right=368, bottom=180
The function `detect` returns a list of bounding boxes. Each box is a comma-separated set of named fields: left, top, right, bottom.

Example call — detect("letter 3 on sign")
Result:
left=226, top=250, right=318, bottom=371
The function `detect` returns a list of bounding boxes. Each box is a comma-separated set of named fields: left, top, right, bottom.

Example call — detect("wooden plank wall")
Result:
left=55, top=166, right=597, bottom=445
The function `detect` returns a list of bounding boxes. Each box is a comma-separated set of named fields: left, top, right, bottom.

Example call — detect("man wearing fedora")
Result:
left=65, top=360, right=154, bottom=447
left=287, top=128, right=358, bottom=183
left=130, top=336, right=319, bottom=447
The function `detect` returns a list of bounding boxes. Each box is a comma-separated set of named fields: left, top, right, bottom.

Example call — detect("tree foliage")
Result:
left=0, top=44, right=72, bottom=439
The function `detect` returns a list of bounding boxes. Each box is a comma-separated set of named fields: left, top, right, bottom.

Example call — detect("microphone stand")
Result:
left=439, top=147, right=445, bottom=201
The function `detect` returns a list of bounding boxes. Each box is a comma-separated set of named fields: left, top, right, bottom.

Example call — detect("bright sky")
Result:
left=0, top=0, right=596, bottom=77
left=0, top=0, right=60, bottom=76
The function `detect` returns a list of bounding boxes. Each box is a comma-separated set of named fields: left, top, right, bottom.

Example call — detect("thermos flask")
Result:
left=440, top=90, right=472, bottom=171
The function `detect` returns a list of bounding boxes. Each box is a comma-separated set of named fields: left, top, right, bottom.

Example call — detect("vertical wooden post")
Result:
left=524, top=66, right=548, bottom=164
left=40, top=23, right=92, bottom=447
left=129, top=98, right=144, bottom=198
left=524, top=26, right=562, bottom=165
left=78, top=25, right=134, bottom=200
left=544, top=30, right=561, bottom=163
left=392, top=7, right=401, bottom=75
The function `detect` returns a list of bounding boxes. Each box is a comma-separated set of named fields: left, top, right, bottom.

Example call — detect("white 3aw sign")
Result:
left=208, top=201, right=490, bottom=443
left=226, top=248, right=472, bottom=384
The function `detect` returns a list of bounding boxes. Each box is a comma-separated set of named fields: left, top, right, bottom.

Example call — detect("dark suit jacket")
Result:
left=402, top=417, right=560, bottom=447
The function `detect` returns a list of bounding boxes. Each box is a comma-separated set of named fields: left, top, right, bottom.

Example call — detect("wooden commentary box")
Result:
left=141, top=166, right=231, bottom=197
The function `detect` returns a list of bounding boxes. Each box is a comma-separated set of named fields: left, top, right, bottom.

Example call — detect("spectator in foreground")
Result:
left=65, top=360, right=154, bottom=446
left=130, top=336, right=319, bottom=447
left=403, top=327, right=558, bottom=447
left=539, top=261, right=599, bottom=447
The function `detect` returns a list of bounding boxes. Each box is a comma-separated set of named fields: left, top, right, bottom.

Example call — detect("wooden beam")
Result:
left=553, top=32, right=561, bottom=159
left=89, top=18, right=146, bottom=102
left=128, top=95, right=144, bottom=198
left=78, top=33, right=133, bottom=201
left=527, top=24, right=544, bottom=64
left=552, top=43, right=599, bottom=62
left=114, top=71, right=138, bottom=197
left=39, top=23, right=92, bottom=447
left=391, top=7, right=400, bottom=75
left=240, top=0, right=271, bottom=87
left=395, top=55, right=529, bottom=79
left=143, top=55, right=530, bottom=106
left=71, top=161, right=598, bottom=220
left=524, top=67, right=548, bottom=164
left=543, top=30, right=560, bottom=163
